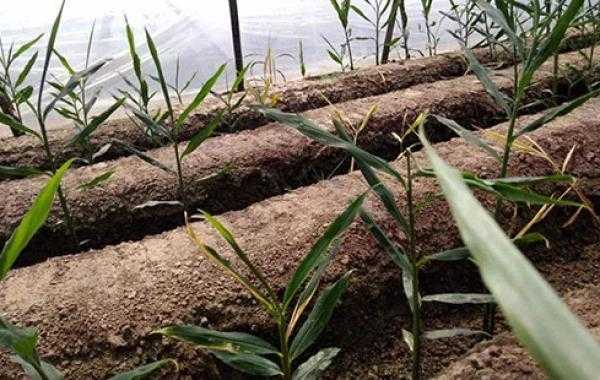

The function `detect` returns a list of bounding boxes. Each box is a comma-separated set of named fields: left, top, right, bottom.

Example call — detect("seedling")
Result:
left=381, top=0, right=412, bottom=62
left=352, top=0, right=393, bottom=65
left=327, top=0, right=356, bottom=70
left=0, top=34, right=43, bottom=136
left=420, top=128, right=600, bottom=379
left=51, top=22, right=124, bottom=164
left=437, top=0, right=593, bottom=334
left=122, top=25, right=226, bottom=208
left=158, top=196, right=365, bottom=379
left=0, top=0, right=115, bottom=245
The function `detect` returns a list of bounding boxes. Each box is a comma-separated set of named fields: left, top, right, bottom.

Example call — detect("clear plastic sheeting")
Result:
left=0, top=0, right=458, bottom=132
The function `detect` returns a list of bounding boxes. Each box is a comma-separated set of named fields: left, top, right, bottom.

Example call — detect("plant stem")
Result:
left=37, top=114, right=78, bottom=247
left=345, top=29, right=355, bottom=70
left=484, top=48, right=521, bottom=335
left=172, top=142, right=186, bottom=208
left=57, top=185, right=78, bottom=244
left=278, top=319, right=292, bottom=380
left=407, top=152, right=422, bottom=380
left=411, top=265, right=422, bottom=380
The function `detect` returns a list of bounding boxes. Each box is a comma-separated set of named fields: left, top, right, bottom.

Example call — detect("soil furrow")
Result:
left=1, top=50, right=598, bottom=263
left=328, top=242, right=600, bottom=379
left=436, top=280, right=600, bottom=380
left=0, top=31, right=593, bottom=170
left=1, top=100, right=600, bottom=378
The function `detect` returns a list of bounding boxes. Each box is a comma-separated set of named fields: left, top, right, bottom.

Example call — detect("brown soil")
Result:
left=0, top=31, right=593, bottom=170
left=1, top=98, right=599, bottom=378
left=329, top=242, right=600, bottom=379
left=1, top=50, right=598, bottom=265
left=436, top=280, right=600, bottom=380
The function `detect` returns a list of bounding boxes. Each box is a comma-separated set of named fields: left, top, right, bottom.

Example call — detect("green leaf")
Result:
left=514, top=232, right=548, bottom=248
left=111, top=140, right=174, bottom=174
left=38, top=0, right=66, bottom=118
left=0, top=113, right=41, bottom=139
left=0, top=316, right=38, bottom=364
left=520, top=0, right=584, bottom=92
left=158, top=325, right=278, bottom=355
left=516, top=87, right=600, bottom=137
left=422, top=293, right=495, bottom=304
left=108, top=359, right=177, bottom=380
left=145, top=29, right=174, bottom=129
left=0, top=159, right=74, bottom=280
left=475, top=0, right=523, bottom=57
left=360, top=211, right=411, bottom=272
left=15, top=51, right=38, bottom=87
left=260, top=108, right=404, bottom=183
left=419, top=128, right=600, bottom=379
left=12, top=34, right=43, bottom=62
left=434, top=115, right=501, bottom=161
left=424, top=328, right=489, bottom=340
left=175, top=64, right=225, bottom=130
left=290, top=272, right=351, bottom=360
left=284, top=194, right=365, bottom=306
left=351, top=5, right=372, bottom=23
left=361, top=165, right=408, bottom=229
left=70, top=98, right=124, bottom=146
left=181, top=111, right=222, bottom=159
left=359, top=210, right=417, bottom=310
left=44, top=60, right=108, bottom=121
left=293, top=347, right=340, bottom=380
left=212, top=351, right=283, bottom=377
left=424, top=247, right=470, bottom=263
left=52, top=49, right=75, bottom=75
left=463, top=47, right=510, bottom=115
left=486, top=182, right=581, bottom=207
left=14, top=86, right=34, bottom=105
left=484, top=174, right=574, bottom=186
left=77, top=170, right=115, bottom=191
left=0, top=165, right=45, bottom=179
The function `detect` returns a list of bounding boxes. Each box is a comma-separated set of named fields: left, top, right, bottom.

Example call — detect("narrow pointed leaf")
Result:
left=70, top=98, right=124, bottom=146
left=0, top=113, right=40, bottom=139
left=463, top=47, right=510, bottom=115
left=108, top=359, right=177, bottom=380
left=424, top=247, right=470, bottom=262
left=0, top=166, right=44, bottom=179
left=284, top=194, right=365, bottom=306
left=422, top=293, right=495, bottom=304
left=424, top=328, right=489, bottom=339
left=516, top=87, right=600, bottom=137
left=290, top=272, right=351, bottom=360
left=77, top=170, right=115, bottom=191
left=212, top=352, right=283, bottom=377
left=419, top=128, right=600, bottom=379
left=111, top=140, right=174, bottom=174
left=434, top=115, right=501, bottom=161
left=175, top=64, right=225, bottom=129
left=0, top=159, right=74, bottom=280
left=158, top=325, right=278, bottom=355
left=181, top=111, right=222, bottom=159
left=15, top=52, right=38, bottom=87
left=293, top=348, right=340, bottom=380
left=260, top=108, right=404, bottom=183
left=12, top=34, right=43, bottom=61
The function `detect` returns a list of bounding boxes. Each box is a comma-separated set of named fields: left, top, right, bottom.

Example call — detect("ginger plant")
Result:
left=158, top=195, right=365, bottom=379
left=119, top=24, right=226, bottom=209
left=261, top=104, right=582, bottom=379
left=437, top=0, right=596, bottom=334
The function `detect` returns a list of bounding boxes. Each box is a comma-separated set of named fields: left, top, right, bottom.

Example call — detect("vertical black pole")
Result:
left=228, top=0, right=244, bottom=91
